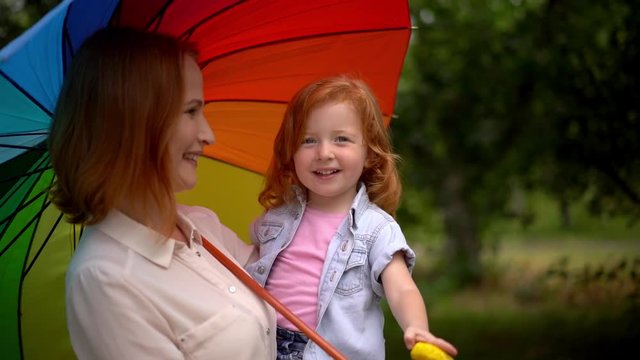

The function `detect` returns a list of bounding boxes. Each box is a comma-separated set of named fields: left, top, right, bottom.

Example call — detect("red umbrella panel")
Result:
left=0, top=0, right=411, bottom=358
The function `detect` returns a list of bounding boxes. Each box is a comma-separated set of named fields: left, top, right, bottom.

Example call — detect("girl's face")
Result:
left=169, top=56, right=215, bottom=192
left=293, top=101, right=368, bottom=212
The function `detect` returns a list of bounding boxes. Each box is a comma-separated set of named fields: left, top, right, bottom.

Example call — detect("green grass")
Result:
left=382, top=190, right=640, bottom=358
left=382, top=235, right=640, bottom=359
left=384, top=298, right=639, bottom=359
left=488, top=190, right=640, bottom=241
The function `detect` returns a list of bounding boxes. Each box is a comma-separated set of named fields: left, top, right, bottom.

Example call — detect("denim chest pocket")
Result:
left=335, top=245, right=367, bottom=296
left=256, top=222, right=283, bottom=244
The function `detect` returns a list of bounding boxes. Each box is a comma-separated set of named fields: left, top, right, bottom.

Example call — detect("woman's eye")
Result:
left=184, top=105, right=202, bottom=117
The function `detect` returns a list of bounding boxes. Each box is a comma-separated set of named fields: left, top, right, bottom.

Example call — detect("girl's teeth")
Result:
left=316, top=170, right=337, bottom=175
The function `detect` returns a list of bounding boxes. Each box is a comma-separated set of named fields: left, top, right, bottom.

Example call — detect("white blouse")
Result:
left=65, top=205, right=276, bottom=359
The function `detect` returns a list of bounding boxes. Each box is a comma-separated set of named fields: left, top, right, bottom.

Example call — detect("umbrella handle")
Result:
left=201, top=237, right=347, bottom=360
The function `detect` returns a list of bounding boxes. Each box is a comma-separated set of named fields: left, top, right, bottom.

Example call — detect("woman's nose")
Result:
left=199, top=115, right=215, bottom=145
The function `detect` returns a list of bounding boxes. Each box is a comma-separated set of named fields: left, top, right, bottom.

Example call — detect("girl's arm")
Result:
left=381, top=252, right=458, bottom=356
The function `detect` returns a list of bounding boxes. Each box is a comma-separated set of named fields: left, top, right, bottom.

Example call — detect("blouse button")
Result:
left=257, top=265, right=266, bottom=274
left=341, top=242, right=347, bottom=251
left=266, top=327, right=271, bottom=335
left=228, top=285, right=237, bottom=294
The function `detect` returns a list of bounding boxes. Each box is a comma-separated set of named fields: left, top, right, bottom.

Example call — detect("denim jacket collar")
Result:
left=291, top=182, right=370, bottom=233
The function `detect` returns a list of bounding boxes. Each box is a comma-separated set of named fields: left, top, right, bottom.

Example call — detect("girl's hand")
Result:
left=404, top=327, right=458, bottom=358
left=410, top=342, right=454, bottom=360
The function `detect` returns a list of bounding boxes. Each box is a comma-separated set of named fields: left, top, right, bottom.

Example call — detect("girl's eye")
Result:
left=302, top=137, right=316, bottom=145
left=335, top=136, right=350, bottom=143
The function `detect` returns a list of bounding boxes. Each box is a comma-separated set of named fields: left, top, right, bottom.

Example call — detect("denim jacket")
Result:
left=246, top=183, right=416, bottom=360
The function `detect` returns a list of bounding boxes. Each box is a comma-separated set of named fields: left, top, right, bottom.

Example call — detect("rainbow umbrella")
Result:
left=0, top=0, right=411, bottom=358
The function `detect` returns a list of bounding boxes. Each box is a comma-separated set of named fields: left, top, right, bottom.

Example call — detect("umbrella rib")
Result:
left=0, top=144, right=48, bottom=151
left=61, top=21, right=73, bottom=76
left=144, top=0, right=175, bottom=32
left=0, top=188, right=49, bottom=228
left=15, top=197, right=55, bottom=360
left=0, top=70, right=53, bottom=117
left=72, top=220, right=83, bottom=252
left=0, top=149, right=49, bottom=190
left=178, top=0, right=246, bottom=41
left=0, top=131, right=48, bottom=138
left=0, top=154, right=50, bottom=228
left=0, top=167, right=51, bottom=186
left=199, top=26, right=410, bottom=68
left=23, top=206, right=63, bottom=276
left=108, top=0, right=123, bottom=27
left=0, top=200, right=49, bottom=258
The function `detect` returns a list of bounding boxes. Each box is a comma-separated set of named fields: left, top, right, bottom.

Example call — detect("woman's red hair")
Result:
left=48, top=28, right=198, bottom=228
left=259, top=75, right=402, bottom=216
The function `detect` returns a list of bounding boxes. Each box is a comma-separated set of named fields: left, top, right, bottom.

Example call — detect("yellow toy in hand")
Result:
left=410, top=342, right=454, bottom=360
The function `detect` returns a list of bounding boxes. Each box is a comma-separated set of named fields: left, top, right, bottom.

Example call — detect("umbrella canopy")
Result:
left=0, top=0, right=411, bottom=358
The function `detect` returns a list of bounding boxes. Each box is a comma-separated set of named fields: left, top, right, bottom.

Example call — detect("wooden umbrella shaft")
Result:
left=201, top=237, right=347, bottom=360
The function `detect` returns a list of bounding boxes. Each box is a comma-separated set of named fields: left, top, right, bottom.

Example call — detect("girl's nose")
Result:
left=316, top=141, right=334, bottom=160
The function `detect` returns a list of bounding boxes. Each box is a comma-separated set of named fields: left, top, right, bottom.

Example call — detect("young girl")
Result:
left=247, top=75, right=457, bottom=359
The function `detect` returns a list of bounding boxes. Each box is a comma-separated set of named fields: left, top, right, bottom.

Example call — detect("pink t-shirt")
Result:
left=265, top=207, right=346, bottom=330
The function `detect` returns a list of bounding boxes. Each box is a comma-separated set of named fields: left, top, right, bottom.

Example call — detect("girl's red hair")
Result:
left=259, top=75, right=402, bottom=216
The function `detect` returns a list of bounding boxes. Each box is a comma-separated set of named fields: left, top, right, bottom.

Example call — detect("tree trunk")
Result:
left=560, top=197, right=572, bottom=229
left=440, top=173, right=483, bottom=284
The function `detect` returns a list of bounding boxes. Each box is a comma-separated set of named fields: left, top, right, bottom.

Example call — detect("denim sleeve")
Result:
left=369, top=221, right=416, bottom=298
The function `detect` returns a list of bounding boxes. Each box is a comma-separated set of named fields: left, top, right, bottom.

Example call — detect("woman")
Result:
left=48, top=27, right=276, bottom=359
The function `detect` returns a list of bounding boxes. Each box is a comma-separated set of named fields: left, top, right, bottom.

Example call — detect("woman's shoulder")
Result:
left=177, top=204, right=221, bottom=223
left=67, top=227, right=131, bottom=282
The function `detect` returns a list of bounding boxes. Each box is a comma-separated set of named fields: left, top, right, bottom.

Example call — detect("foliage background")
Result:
left=394, top=0, right=639, bottom=284
left=384, top=1, right=640, bottom=358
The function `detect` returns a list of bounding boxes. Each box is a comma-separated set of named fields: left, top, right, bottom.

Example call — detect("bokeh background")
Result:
left=2, top=0, right=638, bottom=359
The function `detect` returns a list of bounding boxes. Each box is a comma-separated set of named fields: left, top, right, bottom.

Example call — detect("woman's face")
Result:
left=169, top=56, right=214, bottom=192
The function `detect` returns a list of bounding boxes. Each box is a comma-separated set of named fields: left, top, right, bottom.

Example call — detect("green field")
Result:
left=383, top=234, right=639, bottom=359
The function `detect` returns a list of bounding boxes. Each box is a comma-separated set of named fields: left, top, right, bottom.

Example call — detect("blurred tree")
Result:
left=394, top=0, right=639, bottom=285
left=0, top=0, right=59, bottom=48
left=536, top=0, right=640, bottom=220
